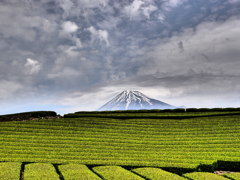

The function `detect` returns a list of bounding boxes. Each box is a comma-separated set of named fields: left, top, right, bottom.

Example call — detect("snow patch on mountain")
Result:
left=98, top=90, right=176, bottom=111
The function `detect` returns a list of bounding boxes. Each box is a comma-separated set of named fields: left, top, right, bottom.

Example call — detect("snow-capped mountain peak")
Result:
left=114, top=90, right=152, bottom=109
left=98, top=90, right=176, bottom=111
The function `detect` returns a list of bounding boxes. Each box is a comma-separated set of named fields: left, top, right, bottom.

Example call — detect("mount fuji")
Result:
left=98, top=90, right=176, bottom=111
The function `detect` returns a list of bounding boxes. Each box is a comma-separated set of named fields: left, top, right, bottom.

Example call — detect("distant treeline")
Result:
left=74, top=107, right=240, bottom=114
left=0, top=111, right=57, bottom=122
left=64, top=107, right=240, bottom=119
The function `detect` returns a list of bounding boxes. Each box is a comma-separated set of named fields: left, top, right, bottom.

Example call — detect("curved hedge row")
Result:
left=183, top=172, right=228, bottom=180
left=64, top=108, right=240, bottom=119
left=1, top=162, right=239, bottom=179
left=74, top=107, right=240, bottom=114
left=132, top=167, right=186, bottom=180
left=92, top=166, right=144, bottom=180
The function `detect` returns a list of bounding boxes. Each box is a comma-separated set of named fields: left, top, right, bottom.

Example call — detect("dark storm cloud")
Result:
left=0, top=0, right=240, bottom=113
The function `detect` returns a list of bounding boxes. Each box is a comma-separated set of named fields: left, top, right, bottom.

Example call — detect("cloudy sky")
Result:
left=0, top=0, right=240, bottom=114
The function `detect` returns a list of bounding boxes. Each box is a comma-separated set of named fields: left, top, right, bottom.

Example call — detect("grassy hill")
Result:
left=0, top=109, right=240, bottom=179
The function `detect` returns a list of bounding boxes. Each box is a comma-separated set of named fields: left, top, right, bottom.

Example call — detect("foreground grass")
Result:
left=0, top=162, right=21, bottom=180
left=59, top=164, right=101, bottom=180
left=183, top=172, right=228, bottom=180
left=24, top=163, right=59, bottom=180
left=92, top=166, right=144, bottom=180
left=223, top=172, right=240, bottom=180
left=132, top=167, right=186, bottom=180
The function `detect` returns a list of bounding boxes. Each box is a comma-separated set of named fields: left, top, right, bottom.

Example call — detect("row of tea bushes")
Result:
left=1, top=162, right=240, bottom=180
left=0, top=116, right=240, bottom=168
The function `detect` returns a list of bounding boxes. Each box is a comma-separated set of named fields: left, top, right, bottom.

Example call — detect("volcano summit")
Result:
left=98, top=90, right=176, bottom=111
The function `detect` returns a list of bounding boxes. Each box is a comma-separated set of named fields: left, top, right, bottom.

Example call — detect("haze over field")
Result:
left=0, top=0, right=240, bottom=114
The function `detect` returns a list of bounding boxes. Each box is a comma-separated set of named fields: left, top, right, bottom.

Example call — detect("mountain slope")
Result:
left=98, top=90, right=176, bottom=111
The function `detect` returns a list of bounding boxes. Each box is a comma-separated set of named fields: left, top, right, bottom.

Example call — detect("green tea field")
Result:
left=0, top=110, right=240, bottom=179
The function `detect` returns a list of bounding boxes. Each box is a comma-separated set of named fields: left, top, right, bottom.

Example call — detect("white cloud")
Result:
left=167, top=0, right=184, bottom=7
left=76, top=0, right=109, bottom=8
left=65, top=46, right=79, bottom=57
left=161, top=0, right=186, bottom=12
left=228, top=0, right=240, bottom=3
left=88, top=26, right=110, bottom=46
left=142, top=4, right=158, bottom=19
left=0, top=80, right=23, bottom=100
left=125, top=0, right=144, bottom=18
left=24, top=58, right=41, bottom=75
left=60, top=21, right=82, bottom=49
left=62, top=21, right=78, bottom=33
left=1, top=0, right=240, bottom=114
left=59, top=0, right=74, bottom=17
left=124, top=0, right=157, bottom=20
left=157, top=14, right=166, bottom=22
left=140, top=18, right=240, bottom=77
left=48, top=67, right=80, bottom=79
left=58, top=0, right=109, bottom=18
left=0, top=3, right=57, bottom=42
left=131, top=17, right=240, bottom=108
